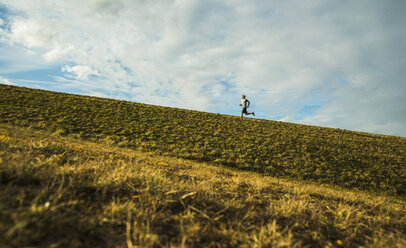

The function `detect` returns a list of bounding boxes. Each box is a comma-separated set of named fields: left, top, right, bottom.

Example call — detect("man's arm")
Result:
left=246, top=100, right=250, bottom=108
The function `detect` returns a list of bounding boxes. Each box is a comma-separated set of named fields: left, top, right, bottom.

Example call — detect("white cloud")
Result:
left=43, top=45, right=73, bottom=62
left=8, top=19, right=55, bottom=49
left=0, top=76, right=15, bottom=85
left=62, top=65, right=100, bottom=81
left=279, top=116, right=294, bottom=123
left=0, top=0, right=405, bottom=136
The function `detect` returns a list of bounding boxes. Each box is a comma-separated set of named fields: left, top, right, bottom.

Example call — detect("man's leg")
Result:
left=241, top=108, right=247, bottom=119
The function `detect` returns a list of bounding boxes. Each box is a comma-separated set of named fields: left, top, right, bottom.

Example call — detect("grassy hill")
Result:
left=1, top=85, right=405, bottom=196
left=1, top=124, right=405, bottom=247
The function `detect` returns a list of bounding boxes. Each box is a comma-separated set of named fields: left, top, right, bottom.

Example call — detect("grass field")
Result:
left=1, top=85, right=405, bottom=196
left=1, top=85, right=406, bottom=247
left=1, top=124, right=405, bottom=247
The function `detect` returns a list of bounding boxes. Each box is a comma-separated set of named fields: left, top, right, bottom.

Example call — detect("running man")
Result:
left=240, top=95, right=255, bottom=119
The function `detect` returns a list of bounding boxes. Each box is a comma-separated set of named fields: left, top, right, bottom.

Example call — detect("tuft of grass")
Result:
left=1, top=124, right=405, bottom=247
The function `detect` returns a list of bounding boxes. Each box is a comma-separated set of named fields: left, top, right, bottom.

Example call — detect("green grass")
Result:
left=1, top=124, right=405, bottom=247
left=1, top=85, right=405, bottom=196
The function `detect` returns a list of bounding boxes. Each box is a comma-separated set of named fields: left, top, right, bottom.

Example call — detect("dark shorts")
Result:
left=242, top=107, right=248, bottom=114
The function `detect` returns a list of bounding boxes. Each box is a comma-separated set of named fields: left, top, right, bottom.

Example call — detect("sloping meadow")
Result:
left=1, top=85, right=405, bottom=196
left=1, top=124, right=405, bottom=247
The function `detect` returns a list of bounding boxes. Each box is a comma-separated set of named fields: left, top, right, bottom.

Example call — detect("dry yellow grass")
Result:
left=2, top=85, right=406, bottom=197
left=0, top=124, right=405, bottom=247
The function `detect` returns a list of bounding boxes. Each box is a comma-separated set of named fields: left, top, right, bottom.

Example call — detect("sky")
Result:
left=0, top=0, right=405, bottom=137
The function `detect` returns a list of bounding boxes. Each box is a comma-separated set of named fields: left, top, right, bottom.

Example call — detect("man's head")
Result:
left=242, top=95, right=246, bottom=99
